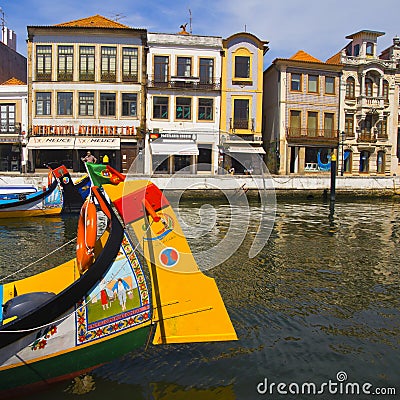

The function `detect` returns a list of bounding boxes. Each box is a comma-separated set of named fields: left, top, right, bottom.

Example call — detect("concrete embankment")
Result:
left=1, top=173, right=400, bottom=198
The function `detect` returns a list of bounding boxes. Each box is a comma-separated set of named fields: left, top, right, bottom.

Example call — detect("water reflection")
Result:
left=1, top=198, right=399, bottom=399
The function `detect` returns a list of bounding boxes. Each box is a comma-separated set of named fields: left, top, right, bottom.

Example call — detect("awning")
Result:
left=226, top=146, right=266, bottom=154
left=151, top=141, right=199, bottom=156
left=74, top=137, right=120, bottom=150
left=27, top=136, right=75, bottom=149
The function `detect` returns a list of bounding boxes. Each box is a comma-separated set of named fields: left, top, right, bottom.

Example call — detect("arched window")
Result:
left=346, top=77, right=355, bottom=99
left=359, top=151, right=370, bottom=173
left=377, top=151, right=385, bottom=174
left=365, top=78, right=373, bottom=97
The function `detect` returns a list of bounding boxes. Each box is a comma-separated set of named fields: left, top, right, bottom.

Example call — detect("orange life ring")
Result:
left=76, top=199, right=97, bottom=274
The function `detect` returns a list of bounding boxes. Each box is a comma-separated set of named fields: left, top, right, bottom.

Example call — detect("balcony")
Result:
left=35, top=72, right=52, bottom=81
left=79, top=73, right=95, bottom=81
left=122, top=74, right=139, bottom=83
left=286, top=127, right=338, bottom=145
left=147, top=75, right=221, bottom=91
left=57, top=72, right=73, bottom=81
left=230, top=118, right=255, bottom=132
left=357, top=132, right=377, bottom=143
left=101, top=73, right=116, bottom=82
left=356, top=96, right=385, bottom=111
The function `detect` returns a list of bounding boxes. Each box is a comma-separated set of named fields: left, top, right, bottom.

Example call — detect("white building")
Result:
left=0, top=78, right=28, bottom=172
left=329, top=30, right=400, bottom=175
left=145, top=28, right=223, bottom=175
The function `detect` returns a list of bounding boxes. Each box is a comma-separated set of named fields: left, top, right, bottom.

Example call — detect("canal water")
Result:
left=0, top=197, right=399, bottom=399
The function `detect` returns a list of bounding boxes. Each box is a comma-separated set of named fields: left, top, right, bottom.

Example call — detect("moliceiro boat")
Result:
left=0, top=172, right=237, bottom=397
left=0, top=165, right=90, bottom=218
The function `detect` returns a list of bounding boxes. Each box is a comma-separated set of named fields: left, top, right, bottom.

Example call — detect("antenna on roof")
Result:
left=189, top=9, right=192, bottom=34
left=110, top=13, right=126, bottom=22
left=0, top=7, right=6, bottom=29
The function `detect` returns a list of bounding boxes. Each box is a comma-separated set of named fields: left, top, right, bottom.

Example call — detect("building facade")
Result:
left=27, top=15, right=147, bottom=172
left=0, top=78, right=28, bottom=172
left=331, top=30, right=399, bottom=176
left=263, top=51, right=342, bottom=174
left=220, top=33, right=268, bottom=174
left=144, top=28, right=223, bottom=175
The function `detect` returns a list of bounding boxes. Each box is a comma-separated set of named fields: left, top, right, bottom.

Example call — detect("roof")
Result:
left=345, top=30, right=385, bottom=39
left=1, top=77, right=26, bottom=85
left=326, top=51, right=341, bottom=65
left=55, top=14, right=131, bottom=29
left=289, top=50, right=322, bottom=63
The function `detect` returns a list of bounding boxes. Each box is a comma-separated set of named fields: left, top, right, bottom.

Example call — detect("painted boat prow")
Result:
left=103, top=180, right=238, bottom=345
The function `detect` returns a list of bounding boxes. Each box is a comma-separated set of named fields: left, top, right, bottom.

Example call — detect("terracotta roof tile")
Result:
left=55, top=14, right=130, bottom=29
left=1, top=77, right=26, bottom=85
left=326, top=51, right=342, bottom=64
left=289, top=50, right=322, bottom=63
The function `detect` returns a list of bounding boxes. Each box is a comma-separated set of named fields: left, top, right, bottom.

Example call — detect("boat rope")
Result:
left=0, top=237, right=77, bottom=283
left=0, top=220, right=154, bottom=334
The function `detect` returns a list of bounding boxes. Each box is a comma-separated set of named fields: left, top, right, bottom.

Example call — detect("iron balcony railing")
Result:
left=286, top=127, right=339, bottom=143
left=57, top=72, right=73, bottom=81
left=230, top=118, right=255, bottom=131
left=35, top=72, right=52, bottom=81
left=147, top=75, right=221, bottom=90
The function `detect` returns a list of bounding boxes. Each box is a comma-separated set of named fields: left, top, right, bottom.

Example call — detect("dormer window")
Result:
left=353, top=44, right=360, bottom=56
left=366, top=42, right=374, bottom=56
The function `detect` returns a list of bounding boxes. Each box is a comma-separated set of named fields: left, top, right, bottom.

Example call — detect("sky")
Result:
left=1, top=0, right=399, bottom=67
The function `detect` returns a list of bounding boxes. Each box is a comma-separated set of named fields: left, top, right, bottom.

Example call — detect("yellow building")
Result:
left=220, top=33, right=269, bottom=174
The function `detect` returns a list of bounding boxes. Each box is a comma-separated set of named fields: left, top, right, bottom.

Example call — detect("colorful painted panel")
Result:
left=75, top=234, right=151, bottom=345
left=43, top=186, right=63, bottom=209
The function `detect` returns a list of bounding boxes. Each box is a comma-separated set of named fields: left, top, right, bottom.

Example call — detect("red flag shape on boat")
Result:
left=106, top=165, right=126, bottom=184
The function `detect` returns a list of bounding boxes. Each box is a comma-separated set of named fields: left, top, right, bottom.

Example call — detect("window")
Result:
left=100, top=93, right=116, bottom=116
left=289, top=110, right=301, bottom=136
left=365, top=78, right=373, bottom=97
left=153, top=97, right=168, bottom=119
left=198, top=98, right=213, bottom=120
left=366, top=42, right=374, bottom=56
left=354, top=44, right=360, bottom=56
left=325, top=77, right=335, bottom=95
left=177, top=57, right=191, bottom=77
left=198, top=144, right=212, bottom=171
left=36, top=92, right=51, bottom=116
left=377, top=151, right=385, bottom=173
left=199, top=58, right=214, bottom=84
left=361, top=114, right=372, bottom=133
left=101, top=47, right=117, bottom=81
left=176, top=97, right=191, bottom=120
left=307, top=75, right=319, bottom=93
left=0, top=104, right=15, bottom=133
left=378, top=117, right=387, bottom=137
left=57, top=92, right=73, bottom=115
left=154, top=56, right=169, bottom=82
left=291, top=74, right=301, bottom=91
left=36, top=45, right=52, bottom=80
left=346, top=77, right=355, bottom=99
left=345, top=114, right=354, bottom=136
left=324, top=113, right=334, bottom=137
left=234, top=56, right=250, bottom=78
left=122, top=93, right=137, bottom=117
left=80, top=46, right=95, bottom=81
left=122, top=47, right=138, bottom=82
left=359, top=150, right=370, bottom=173
left=383, top=80, right=389, bottom=101
left=57, top=46, right=73, bottom=81
left=79, top=92, right=94, bottom=116
left=233, top=99, right=249, bottom=129
left=307, top=111, right=318, bottom=136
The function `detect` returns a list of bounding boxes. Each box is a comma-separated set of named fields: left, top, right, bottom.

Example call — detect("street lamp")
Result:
left=340, top=131, right=346, bottom=176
